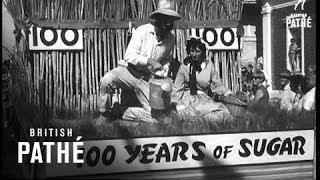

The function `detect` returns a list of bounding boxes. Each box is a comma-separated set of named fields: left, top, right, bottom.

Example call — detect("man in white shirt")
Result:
left=278, top=70, right=300, bottom=112
left=295, top=66, right=316, bottom=112
left=278, top=69, right=315, bottom=113
left=98, top=0, right=181, bottom=125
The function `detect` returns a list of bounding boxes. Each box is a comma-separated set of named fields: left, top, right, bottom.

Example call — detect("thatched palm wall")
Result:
left=4, top=0, right=243, bottom=119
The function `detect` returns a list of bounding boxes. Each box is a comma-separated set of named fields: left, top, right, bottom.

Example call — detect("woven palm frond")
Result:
left=3, top=0, right=32, bottom=30
left=4, top=0, right=243, bottom=21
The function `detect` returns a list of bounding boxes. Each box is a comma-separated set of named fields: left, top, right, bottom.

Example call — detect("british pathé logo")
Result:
left=294, top=0, right=306, bottom=11
left=286, top=13, right=312, bottom=28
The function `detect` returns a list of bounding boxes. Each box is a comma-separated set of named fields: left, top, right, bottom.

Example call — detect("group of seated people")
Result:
left=100, top=37, right=315, bottom=128
left=277, top=67, right=315, bottom=113
left=241, top=62, right=268, bottom=94
left=106, top=38, right=237, bottom=125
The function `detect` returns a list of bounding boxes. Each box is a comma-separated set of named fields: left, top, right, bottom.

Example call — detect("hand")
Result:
left=147, top=59, right=162, bottom=73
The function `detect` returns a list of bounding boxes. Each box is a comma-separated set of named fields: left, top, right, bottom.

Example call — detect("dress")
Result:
left=248, top=85, right=269, bottom=114
left=171, top=59, right=233, bottom=123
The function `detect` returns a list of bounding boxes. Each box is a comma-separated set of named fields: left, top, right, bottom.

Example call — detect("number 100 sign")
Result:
left=28, top=25, right=84, bottom=50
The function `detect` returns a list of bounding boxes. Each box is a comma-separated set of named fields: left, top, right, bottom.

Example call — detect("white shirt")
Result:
left=280, top=84, right=315, bottom=112
left=301, top=87, right=315, bottom=111
left=118, top=23, right=174, bottom=76
left=279, top=83, right=299, bottom=112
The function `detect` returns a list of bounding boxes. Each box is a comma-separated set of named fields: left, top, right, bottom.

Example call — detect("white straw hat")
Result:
left=150, top=0, right=181, bottom=20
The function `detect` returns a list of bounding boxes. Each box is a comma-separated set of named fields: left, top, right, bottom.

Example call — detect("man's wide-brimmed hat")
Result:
left=150, top=0, right=181, bottom=20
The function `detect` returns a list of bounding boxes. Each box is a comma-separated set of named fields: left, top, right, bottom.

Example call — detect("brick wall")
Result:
left=271, top=7, right=290, bottom=90
left=270, top=2, right=315, bottom=90
left=304, top=22, right=316, bottom=71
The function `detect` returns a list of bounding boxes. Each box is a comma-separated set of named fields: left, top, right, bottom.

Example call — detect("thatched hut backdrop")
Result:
left=4, top=0, right=243, bottom=119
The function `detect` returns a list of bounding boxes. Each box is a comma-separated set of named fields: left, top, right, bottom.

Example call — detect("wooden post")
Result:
left=75, top=52, right=79, bottom=118
left=49, top=52, right=53, bottom=114
left=121, top=29, right=126, bottom=57
left=107, top=29, right=111, bottom=71
left=178, top=29, right=181, bottom=61
left=84, top=30, right=89, bottom=113
left=33, top=53, right=38, bottom=105
left=80, top=47, right=85, bottom=116
left=116, top=29, right=120, bottom=62
left=103, top=29, right=107, bottom=74
left=173, top=30, right=177, bottom=62
left=70, top=52, right=74, bottom=115
left=66, top=51, right=70, bottom=118
left=44, top=52, right=48, bottom=109
left=237, top=51, right=242, bottom=92
left=52, top=51, right=57, bottom=116
left=88, top=30, right=93, bottom=114
left=59, top=52, right=63, bottom=115
left=94, top=29, right=99, bottom=111
left=99, top=29, right=103, bottom=79
left=111, top=29, right=116, bottom=70
left=63, top=52, right=67, bottom=117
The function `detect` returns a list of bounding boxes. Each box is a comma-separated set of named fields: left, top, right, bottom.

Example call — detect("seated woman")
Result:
left=247, top=70, right=270, bottom=113
left=171, top=38, right=233, bottom=124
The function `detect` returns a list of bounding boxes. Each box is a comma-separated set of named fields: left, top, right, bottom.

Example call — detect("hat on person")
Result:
left=253, top=70, right=265, bottom=81
left=279, top=69, right=292, bottom=79
left=150, top=0, right=181, bottom=20
left=308, top=65, right=316, bottom=74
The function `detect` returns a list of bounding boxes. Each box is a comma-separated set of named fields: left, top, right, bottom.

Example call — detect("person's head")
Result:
left=185, top=38, right=206, bottom=62
left=252, top=70, right=265, bottom=86
left=241, top=66, right=248, bottom=76
left=150, top=0, right=181, bottom=39
left=248, top=64, right=253, bottom=72
left=307, top=65, right=316, bottom=87
left=256, top=62, right=263, bottom=71
left=153, top=14, right=175, bottom=38
left=278, top=69, right=292, bottom=88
